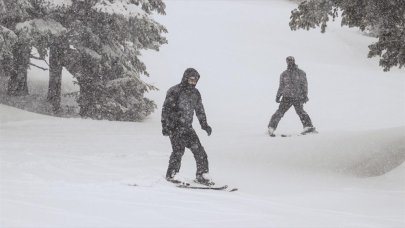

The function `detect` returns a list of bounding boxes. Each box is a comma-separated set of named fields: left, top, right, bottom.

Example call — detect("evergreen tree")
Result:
left=1, top=0, right=167, bottom=120
left=289, top=0, right=405, bottom=71
left=0, top=0, right=33, bottom=96
left=0, top=26, right=17, bottom=79
left=60, top=0, right=168, bottom=121
left=0, top=0, right=17, bottom=74
left=16, top=17, right=68, bottom=110
left=0, top=0, right=66, bottom=100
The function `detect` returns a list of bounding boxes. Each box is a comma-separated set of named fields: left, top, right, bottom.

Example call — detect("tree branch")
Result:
left=30, top=55, right=43, bottom=60
left=30, top=55, right=49, bottom=66
left=29, top=62, right=48, bottom=71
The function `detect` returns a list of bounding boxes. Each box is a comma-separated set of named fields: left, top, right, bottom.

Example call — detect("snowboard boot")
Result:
left=268, top=127, right=276, bottom=137
left=195, top=173, right=215, bottom=186
left=166, top=170, right=181, bottom=183
left=301, top=127, right=317, bottom=135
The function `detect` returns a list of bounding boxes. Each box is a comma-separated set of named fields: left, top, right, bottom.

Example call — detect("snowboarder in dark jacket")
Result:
left=268, top=56, right=316, bottom=136
left=161, top=68, right=213, bottom=185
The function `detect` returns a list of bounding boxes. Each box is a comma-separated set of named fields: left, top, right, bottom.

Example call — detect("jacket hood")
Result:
left=181, top=68, right=200, bottom=84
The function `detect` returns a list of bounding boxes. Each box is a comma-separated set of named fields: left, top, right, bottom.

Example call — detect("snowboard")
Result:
left=172, top=180, right=238, bottom=192
left=176, top=183, right=238, bottom=192
left=270, top=130, right=318, bottom=137
left=128, top=179, right=238, bottom=192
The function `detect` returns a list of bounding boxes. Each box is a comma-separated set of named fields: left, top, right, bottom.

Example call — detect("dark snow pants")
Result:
left=268, top=97, right=313, bottom=130
left=166, top=128, right=209, bottom=178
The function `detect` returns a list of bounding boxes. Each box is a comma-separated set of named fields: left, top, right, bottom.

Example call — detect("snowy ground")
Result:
left=1, top=0, right=405, bottom=227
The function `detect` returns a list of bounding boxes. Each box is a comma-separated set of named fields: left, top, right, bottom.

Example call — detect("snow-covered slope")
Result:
left=142, top=0, right=405, bottom=133
left=1, top=0, right=405, bottom=227
left=1, top=104, right=404, bottom=227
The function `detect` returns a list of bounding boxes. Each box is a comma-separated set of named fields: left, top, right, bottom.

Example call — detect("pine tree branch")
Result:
left=29, top=62, right=48, bottom=71
left=30, top=55, right=42, bottom=60
left=30, top=55, right=49, bottom=66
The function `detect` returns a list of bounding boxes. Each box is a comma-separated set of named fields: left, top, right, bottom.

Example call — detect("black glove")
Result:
left=276, top=95, right=281, bottom=103
left=162, top=127, right=171, bottom=136
left=203, top=125, right=212, bottom=136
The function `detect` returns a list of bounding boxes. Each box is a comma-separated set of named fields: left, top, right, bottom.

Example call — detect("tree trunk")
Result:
left=0, top=61, right=4, bottom=78
left=7, top=43, right=30, bottom=96
left=47, top=38, right=66, bottom=113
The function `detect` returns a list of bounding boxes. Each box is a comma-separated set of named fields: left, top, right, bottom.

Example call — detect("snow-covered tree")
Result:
left=0, top=26, right=17, bottom=79
left=289, top=0, right=405, bottom=71
left=0, top=1, right=18, bottom=68
left=0, top=0, right=33, bottom=96
left=17, top=18, right=68, bottom=111
left=59, top=0, right=168, bottom=121
left=0, top=0, right=67, bottom=102
left=1, top=0, right=167, bottom=119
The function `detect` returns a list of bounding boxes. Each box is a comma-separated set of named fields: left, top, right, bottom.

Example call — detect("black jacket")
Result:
left=161, top=69, right=209, bottom=134
left=276, top=64, right=308, bottom=100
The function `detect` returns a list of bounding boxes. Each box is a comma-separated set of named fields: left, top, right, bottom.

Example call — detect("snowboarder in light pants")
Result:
left=268, top=56, right=316, bottom=136
left=161, top=68, right=213, bottom=185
